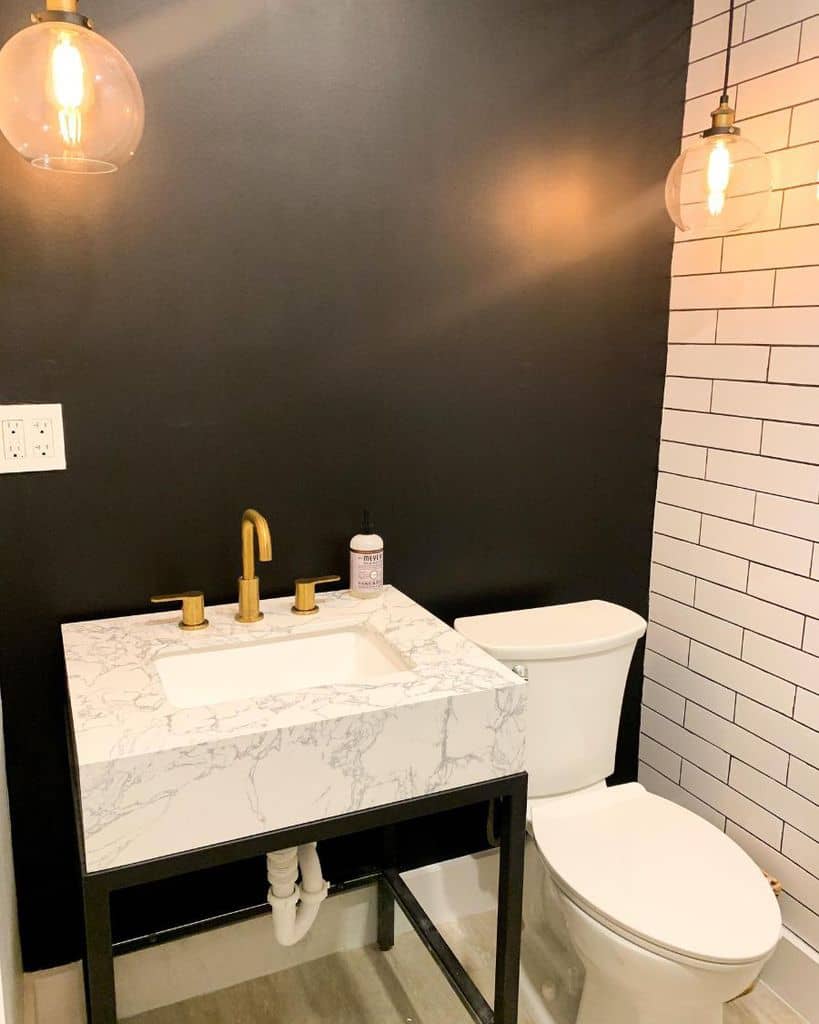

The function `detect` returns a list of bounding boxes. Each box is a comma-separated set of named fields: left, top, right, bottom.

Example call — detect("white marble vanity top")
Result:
left=63, top=587, right=526, bottom=872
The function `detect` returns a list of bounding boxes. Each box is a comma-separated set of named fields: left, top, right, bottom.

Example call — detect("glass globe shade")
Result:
left=0, top=20, right=144, bottom=173
left=665, top=132, right=771, bottom=234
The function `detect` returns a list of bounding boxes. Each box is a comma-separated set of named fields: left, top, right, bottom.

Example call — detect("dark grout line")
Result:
left=674, top=258, right=819, bottom=279
left=656, top=510, right=819, bottom=554
left=687, top=51, right=819, bottom=106
left=638, top=747, right=683, bottom=786
left=645, top=671, right=792, bottom=741
left=737, top=691, right=819, bottom=738
left=648, top=632, right=799, bottom=696
left=651, top=590, right=810, bottom=654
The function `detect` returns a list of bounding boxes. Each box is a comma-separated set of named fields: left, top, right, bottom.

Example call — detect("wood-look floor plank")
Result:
left=124, top=910, right=805, bottom=1024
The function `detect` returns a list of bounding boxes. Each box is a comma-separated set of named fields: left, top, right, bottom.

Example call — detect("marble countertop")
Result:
left=63, top=587, right=526, bottom=872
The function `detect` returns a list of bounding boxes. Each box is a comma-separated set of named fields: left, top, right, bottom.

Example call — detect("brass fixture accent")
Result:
left=702, top=96, right=738, bottom=138
left=763, top=870, right=783, bottom=896
left=32, top=2, right=93, bottom=35
left=236, top=508, right=273, bottom=623
left=150, top=591, right=208, bottom=630
left=292, top=575, right=341, bottom=615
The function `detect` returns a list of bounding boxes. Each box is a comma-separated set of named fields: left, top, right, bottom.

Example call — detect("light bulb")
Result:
left=52, top=34, right=85, bottom=145
left=706, top=139, right=730, bottom=216
left=0, top=2, right=144, bottom=174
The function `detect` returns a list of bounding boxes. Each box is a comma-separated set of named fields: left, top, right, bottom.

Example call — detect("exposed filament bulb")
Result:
left=706, top=139, right=731, bottom=216
left=51, top=34, right=84, bottom=146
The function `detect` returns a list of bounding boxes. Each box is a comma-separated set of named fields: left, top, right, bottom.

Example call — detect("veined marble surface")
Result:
left=63, top=587, right=526, bottom=872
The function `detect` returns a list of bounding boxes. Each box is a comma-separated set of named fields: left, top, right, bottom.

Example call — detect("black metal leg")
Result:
left=377, top=875, right=395, bottom=951
left=82, top=875, right=116, bottom=1024
left=382, top=869, right=493, bottom=1024
left=378, top=822, right=397, bottom=951
left=494, top=781, right=526, bottom=1024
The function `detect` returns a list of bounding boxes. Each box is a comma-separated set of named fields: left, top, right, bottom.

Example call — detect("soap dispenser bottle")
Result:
left=349, top=510, right=384, bottom=598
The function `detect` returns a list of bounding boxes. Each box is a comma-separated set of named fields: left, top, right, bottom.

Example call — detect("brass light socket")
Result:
left=703, top=96, right=740, bottom=138
left=33, top=0, right=92, bottom=28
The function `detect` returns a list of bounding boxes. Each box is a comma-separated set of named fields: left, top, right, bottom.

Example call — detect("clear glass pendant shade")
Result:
left=0, top=20, right=144, bottom=173
left=665, top=132, right=771, bottom=234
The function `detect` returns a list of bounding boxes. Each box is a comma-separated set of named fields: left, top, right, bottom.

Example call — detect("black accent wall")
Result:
left=0, top=0, right=692, bottom=969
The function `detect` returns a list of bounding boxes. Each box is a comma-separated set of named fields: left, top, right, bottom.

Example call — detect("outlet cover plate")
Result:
left=0, top=404, right=66, bottom=473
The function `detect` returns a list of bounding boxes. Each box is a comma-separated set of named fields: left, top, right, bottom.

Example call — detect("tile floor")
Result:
left=124, top=910, right=807, bottom=1024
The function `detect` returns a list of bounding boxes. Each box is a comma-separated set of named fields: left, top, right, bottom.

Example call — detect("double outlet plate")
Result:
left=0, top=404, right=66, bottom=473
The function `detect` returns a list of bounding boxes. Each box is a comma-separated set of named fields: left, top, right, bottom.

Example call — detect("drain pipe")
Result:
left=266, top=843, right=329, bottom=946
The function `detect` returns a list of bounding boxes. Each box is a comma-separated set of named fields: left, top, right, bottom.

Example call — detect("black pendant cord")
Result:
left=722, top=0, right=736, bottom=102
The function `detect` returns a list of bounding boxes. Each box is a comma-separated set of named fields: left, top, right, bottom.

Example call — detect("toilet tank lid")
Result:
left=454, top=600, right=646, bottom=660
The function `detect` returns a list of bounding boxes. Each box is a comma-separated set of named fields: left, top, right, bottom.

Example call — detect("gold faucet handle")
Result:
left=292, top=575, right=341, bottom=616
left=150, top=591, right=209, bottom=631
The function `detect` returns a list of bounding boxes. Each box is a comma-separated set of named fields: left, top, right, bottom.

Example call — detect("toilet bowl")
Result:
left=455, top=600, right=782, bottom=1024
left=530, top=782, right=780, bottom=1024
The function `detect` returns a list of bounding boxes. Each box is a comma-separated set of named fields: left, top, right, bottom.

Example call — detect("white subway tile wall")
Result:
left=640, top=0, right=819, bottom=956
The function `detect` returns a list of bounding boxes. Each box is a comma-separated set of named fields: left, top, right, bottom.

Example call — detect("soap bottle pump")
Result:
left=349, top=510, right=384, bottom=599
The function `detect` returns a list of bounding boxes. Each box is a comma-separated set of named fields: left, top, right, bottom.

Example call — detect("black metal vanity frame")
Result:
left=75, top=773, right=528, bottom=1024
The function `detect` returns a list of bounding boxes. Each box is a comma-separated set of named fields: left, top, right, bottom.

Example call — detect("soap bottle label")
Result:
left=350, top=549, right=383, bottom=593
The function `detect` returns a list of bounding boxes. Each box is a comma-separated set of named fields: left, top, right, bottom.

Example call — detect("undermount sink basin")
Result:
left=155, top=626, right=413, bottom=709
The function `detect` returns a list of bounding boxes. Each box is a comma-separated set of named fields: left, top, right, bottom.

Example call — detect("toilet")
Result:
left=455, top=600, right=782, bottom=1024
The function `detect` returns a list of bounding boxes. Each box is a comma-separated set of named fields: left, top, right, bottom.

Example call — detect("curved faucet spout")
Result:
left=240, top=508, right=272, bottom=581
left=236, top=508, right=273, bottom=624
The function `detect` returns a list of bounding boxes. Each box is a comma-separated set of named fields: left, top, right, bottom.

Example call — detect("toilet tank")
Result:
left=455, top=601, right=646, bottom=798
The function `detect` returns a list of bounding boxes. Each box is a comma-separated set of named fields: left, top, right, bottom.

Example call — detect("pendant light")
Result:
left=0, top=0, right=144, bottom=174
left=665, top=0, right=771, bottom=234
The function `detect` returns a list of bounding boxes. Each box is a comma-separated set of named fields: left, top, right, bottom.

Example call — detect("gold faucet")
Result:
left=150, top=590, right=209, bottom=630
left=236, top=508, right=273, bottom=623
left=292, top=574, right=341, bottom=615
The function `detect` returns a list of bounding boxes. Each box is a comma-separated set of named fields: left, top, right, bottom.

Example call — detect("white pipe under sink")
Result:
left=266, top=844, right=329, bottom=946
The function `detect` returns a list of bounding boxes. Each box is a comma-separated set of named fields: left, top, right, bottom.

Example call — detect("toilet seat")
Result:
left=530, top=783, right=781, bottom=967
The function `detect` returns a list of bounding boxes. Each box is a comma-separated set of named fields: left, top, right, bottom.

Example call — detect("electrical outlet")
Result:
left=30, top=418, right=54, bottom=459
left=0, top=404, right=66, bottom=474
left=2, top=420, right=25, bottom=462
